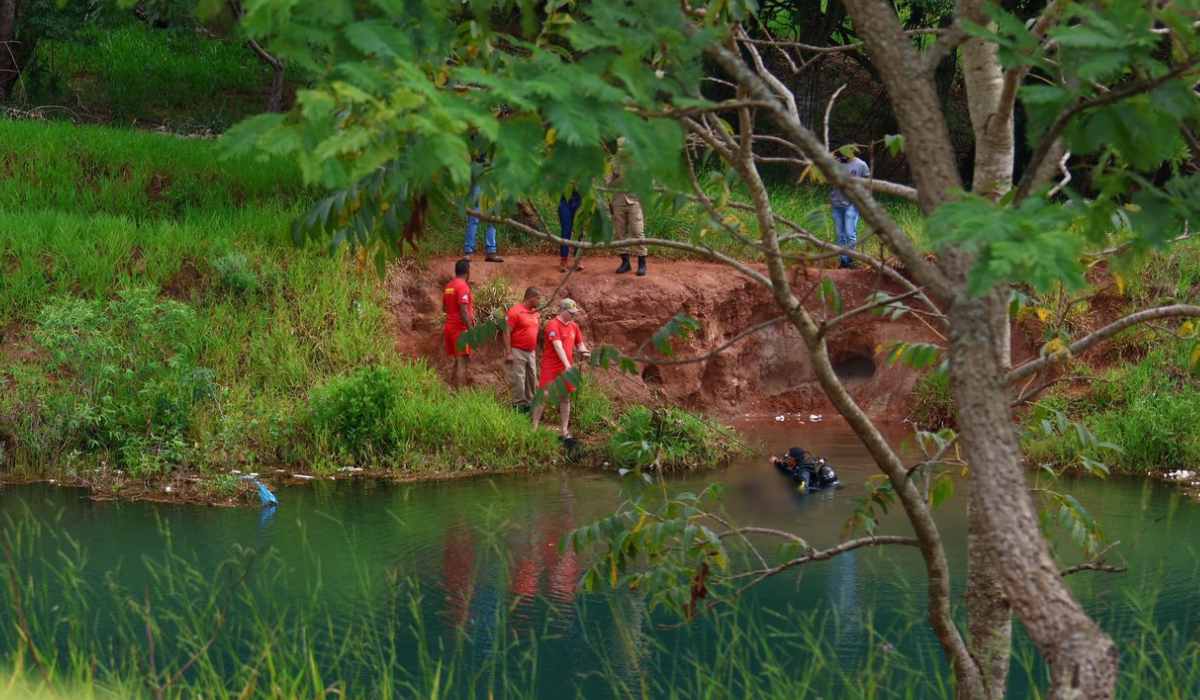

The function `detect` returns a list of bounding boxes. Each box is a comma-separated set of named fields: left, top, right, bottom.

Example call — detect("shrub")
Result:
left=608, top=406, right=740, bottom=471
left=32, top=288, right=216, bottom=476
left=910, top=371, right=954, bottom=429
left=308, top=366, right=406, bottom=458
left=307, top=363, right=559, bottom=470
left=211, top=252, right=259, bottom=296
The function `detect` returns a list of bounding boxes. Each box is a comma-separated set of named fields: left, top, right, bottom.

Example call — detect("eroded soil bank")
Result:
left=387, top=254, right=1031, bottom=420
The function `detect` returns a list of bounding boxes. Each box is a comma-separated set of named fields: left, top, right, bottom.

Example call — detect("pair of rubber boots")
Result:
left=616, top=255, right=647, bottom=276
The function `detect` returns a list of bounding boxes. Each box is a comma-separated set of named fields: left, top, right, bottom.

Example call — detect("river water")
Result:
left=2, top=421, right=1198, bottom=696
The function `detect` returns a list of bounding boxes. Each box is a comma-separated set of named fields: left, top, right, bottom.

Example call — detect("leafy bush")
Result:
left=608, top=406, right=739, bottom=471
left=308, top=366, right=406, bottom=458
left=32, top=288, right=216, bottom=476
left=307, top=363, right=559, bottom=469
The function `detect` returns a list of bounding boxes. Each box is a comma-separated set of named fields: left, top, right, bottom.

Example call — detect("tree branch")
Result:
left=731, top=536, right=920, bottom=589
left=628, top=315, right=786, bottom=366
left=466, top=208, right=774, bottom=288
left=1014, top=57, right=1200, bottom=203
left=1009, top=304, right=1200, bottom=383
left=819, top=287, right=927, bottom=337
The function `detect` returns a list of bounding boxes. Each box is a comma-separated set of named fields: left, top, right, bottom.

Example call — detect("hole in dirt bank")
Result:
left=642, top=365, right=664, bottom=385
left=832, top=353, right=877, bottom=383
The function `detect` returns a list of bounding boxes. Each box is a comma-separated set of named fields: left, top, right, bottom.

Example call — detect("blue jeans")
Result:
left=464, top=184, right=496, bottom=255
left=558, top=192, right=581, bottom=258
left=831, top=204, right=859, bottom=266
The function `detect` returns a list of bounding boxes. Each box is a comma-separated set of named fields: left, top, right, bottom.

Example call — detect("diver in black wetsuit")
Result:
left=770, top=447, right=840, bottom=491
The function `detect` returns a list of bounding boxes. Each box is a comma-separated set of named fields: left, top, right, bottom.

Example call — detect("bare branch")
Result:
left=1060, top=541, right=1126, bottom=577
left=628, top=315, right=787, bottom=367
left=466, top=207, right=774, bottom=288
left=731, top=536, right=920, bottom=591
left=823, top=83, right=848, bottom=151
left=1009, top=304, right=1200, bottom=383
left=820, top=287, right=928, bottom=337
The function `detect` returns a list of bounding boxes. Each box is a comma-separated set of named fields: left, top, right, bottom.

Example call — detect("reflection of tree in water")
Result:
left=830, top=550, right=864, bottom=653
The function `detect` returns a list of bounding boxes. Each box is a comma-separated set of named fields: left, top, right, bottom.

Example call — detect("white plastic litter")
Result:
left=808, top=414, right=824, bottom=422
left=774, top=415, right=786, bottom=422
left=292, top=474, right=315, bottom=480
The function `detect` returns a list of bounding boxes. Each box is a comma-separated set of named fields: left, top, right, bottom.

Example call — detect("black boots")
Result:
left=616, top=255, right=647, bottom=276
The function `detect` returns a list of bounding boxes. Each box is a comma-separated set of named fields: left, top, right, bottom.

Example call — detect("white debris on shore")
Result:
left=1164, top=469, right=1196, bottom=482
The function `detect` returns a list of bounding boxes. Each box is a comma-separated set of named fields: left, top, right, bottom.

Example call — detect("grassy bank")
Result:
left=0, top=120, right=738, bottom=497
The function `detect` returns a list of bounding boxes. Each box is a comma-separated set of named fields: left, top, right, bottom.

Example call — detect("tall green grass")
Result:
left=30, top=24, right=274, bottom=130
left=0, top=120, right=305, bottom=218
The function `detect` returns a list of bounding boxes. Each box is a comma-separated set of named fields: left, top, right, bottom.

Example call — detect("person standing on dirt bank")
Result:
left=829, top=147, right=870, bottom=269
left=505, top=287, right=542, bottom=411
left=463, top=155, right=504, bottom=263
left=608, top=139, right=648, bottom=277
left=532, top=298, right=590, bottom=437
left=442, top=258, right=475, bottom=389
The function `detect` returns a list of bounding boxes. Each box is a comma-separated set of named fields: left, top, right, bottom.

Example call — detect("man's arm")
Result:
left=461, top=306, right=473, bottom=328
left=552, top=339, right=570, bottom=369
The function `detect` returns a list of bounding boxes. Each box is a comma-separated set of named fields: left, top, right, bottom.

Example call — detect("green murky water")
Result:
left=3, top=421, right=1198, bottom=696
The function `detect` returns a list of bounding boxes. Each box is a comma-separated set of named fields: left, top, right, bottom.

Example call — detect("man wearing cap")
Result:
left=532, top=298, right=590, bottom=437
left=442, top=258, right=475, bottom=389
left=504, top=287, right=542, bottom=411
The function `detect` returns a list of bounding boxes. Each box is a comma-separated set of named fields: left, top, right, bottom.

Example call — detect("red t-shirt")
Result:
left=541, top=318, right=584, bottom=376
left=442, top=277, right=474, bottom=331
left=506, top=303, right=539, bottom=352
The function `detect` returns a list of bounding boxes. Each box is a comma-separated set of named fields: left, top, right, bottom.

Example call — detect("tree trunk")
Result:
left=965, top=497, right=1012, bottom=700
left=0, top=0, right=18, bottom=101
left=266, top=59, right=285, bottom=112
left=948, top=293, right=1118, bottom=700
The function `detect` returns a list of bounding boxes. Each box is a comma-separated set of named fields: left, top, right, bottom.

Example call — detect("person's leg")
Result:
left=531, top=399, right=545, bottom=430
left=484, top=223, right=498, bottom=255
left=559, top=396, right=572, bottom=437
left=509, top=349, right=526, bottom=406
left=628, top=197, right=648, bottom=276
left=831, top=206, right=848, bottom=267
left=464, top=184, right=481, bottom=257
left=524, top=352, right=539, bottom=407
left=613, top=197, right=631, bottom=273
left=464, top=217, right=479, bottom=257
left=843, top=205, right=860, bottom=265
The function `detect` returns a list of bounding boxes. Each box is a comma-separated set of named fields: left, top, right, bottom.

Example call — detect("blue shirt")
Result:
left=830, top=157, right=870, bottom=208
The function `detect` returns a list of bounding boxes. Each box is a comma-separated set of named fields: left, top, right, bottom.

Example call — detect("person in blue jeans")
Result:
left=557, top=188, right=582, bottom=272
left=464, top=183, right=503, bottom=263
left=829, top=148, right=870, bottom=269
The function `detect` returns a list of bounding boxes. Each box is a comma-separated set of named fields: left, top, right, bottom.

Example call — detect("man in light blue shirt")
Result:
left=829, top=148, right=870, bottom=269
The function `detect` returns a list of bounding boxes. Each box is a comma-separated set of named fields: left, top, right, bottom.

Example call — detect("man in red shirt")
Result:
left=442, top=258, right=475, bottom=388
left=532, top=298, right=590, bottom=437
left=504, top=287, right=542, bottom=411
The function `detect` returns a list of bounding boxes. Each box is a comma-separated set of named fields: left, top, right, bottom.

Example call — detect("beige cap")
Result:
left=560, top=298, right=582, bottom=314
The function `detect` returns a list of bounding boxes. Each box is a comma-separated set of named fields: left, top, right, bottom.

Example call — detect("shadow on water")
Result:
left=1, top=421, right=1199, bottom=697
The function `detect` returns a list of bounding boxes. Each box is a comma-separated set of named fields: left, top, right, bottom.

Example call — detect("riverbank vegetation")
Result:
left=0, top=121, right=737, bottom=497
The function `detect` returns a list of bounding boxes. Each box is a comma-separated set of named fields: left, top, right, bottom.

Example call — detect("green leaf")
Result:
left=818, top=277, right=842, bottom=315
left=930, top=472, right=955, bottom=508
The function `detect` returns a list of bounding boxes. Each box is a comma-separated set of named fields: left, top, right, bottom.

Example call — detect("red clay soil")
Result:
left=386, top=254, right=1036, bottom=420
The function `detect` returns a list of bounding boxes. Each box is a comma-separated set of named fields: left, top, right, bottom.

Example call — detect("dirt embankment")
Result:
left=386, top=255, right=1028, bottom=420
